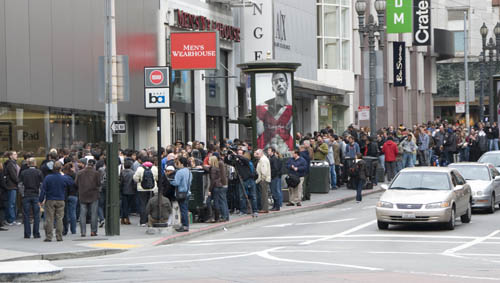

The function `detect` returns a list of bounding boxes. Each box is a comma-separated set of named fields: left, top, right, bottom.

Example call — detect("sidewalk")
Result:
left=0, top=186, right=383, bottom=262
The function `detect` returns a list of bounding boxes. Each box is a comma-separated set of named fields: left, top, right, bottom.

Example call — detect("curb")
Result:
left=0, top=248, right=126, bottom=262
left=0, top=260, right=63, bottom=282
left=153, top=188, right=383, bottom=246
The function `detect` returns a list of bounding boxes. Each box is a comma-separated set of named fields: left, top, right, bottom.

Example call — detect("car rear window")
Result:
left=479, top=154, right=500, bottom=167
left=449, top=166, right=490, bottom=181
left=390, top=172, right=451, bottom=190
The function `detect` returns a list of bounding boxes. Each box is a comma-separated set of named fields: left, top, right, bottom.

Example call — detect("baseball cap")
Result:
left=166, top=166, right=175, bottom=171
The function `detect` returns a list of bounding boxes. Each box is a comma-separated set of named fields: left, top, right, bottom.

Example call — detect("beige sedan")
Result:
left=376, top=167, right=472, bottom=230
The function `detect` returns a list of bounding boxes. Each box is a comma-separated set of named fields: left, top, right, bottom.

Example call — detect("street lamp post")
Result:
left=480, top=22, right=500, bottom=123
left=356, top=0, right=386, bottom=137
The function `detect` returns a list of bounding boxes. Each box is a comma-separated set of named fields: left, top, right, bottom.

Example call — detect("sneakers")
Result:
left=0, top=227, right=9, bottom=231
left=138, top=223, right=146, bottom=227
left=175, top=226, right=189, bottom=233
left=252, top=212, right=258, bottom=217
left=5, top=221, right=21, bottom=226
left=99, top=220, right=105, bottom=228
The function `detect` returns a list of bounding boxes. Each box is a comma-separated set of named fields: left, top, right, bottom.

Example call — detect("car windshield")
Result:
left=448, top=165, right=490, bottom=181
left=479, top=154, right=500, bottom=167
left=390, top=172, right=451, bottom=190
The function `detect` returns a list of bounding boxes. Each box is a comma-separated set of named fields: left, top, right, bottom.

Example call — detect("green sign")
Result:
left=386, top=0, right=412, bottom=34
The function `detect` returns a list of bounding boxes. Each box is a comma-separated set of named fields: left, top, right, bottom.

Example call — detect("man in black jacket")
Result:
left=19, top=158, right=43, bottom=238
left=224, top=149, right=258, bottom=217
left=4, top=151, right=20, bottom=226
left=267, top=147, right=282, bottom=211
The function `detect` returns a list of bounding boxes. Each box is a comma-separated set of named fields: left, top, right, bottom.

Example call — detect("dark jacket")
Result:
left=64, top=173, right=78, bottom=197
left=0, top=169, right=7, bottom=206
left=146, top=194, right=171, bottom=220
left=120, top=168, right=136, bottom=195
left=443, top=131, right=457, bottom=153
left=4, top=159, right=19, bottom=190
left=286, top=156, right=307, bottom=177
left=299, top=150, right=311, bottom=174
left=75, top=167, right=101, bottom=203
left=209, top=166, right=223, bottom=191
left=19, top=167, right=43, bottom=198
left=355, top=159, right=370, bottom=181
left=269, top=154, right=282, bottom=179
left=219, top=160, right=228, bottom=187
left=366, top=142, right=379, bottom=157
left=224, top=154, right=253, bottom=182
left=40, top=160, right=53, bottom=177
left=39, top=173, right=74, bottom=202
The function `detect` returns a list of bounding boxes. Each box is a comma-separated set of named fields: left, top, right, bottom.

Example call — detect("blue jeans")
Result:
left=329, top=165, right=337, bottom=189
left=403, top=153, right=414, bottom=168
left=356, top=179, right=366, bottom=202
left=80, top=200, right=99, bottom=235
left=22, top=196, right=40, bottom=238
left=489, top=139, right=499, bottom=151
left=63, top=196, right=78, bottom=234
left=5, top=189, right=17, bottom=223
left=214, top=186, right=229, bottom=220
left=270, top=177, right=282, bottom=209
left=98, top=189, right=106, bottom=222
left=239, top=179, right=258, bottom=214
left=178, top=198, right=189, bottom=228
left=378, top=155, right=385, bottom=171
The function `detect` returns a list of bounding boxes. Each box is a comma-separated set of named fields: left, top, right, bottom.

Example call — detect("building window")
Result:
left=454, top=31, right=465, bottom=53
left=317, top=0, right=351, bottom=70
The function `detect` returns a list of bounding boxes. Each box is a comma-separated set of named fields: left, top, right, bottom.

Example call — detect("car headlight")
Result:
left=475, top=191, right=483, bottom=197
left=425, top=201, right=450, bottom=209
left=377, top=201, right=393, bottom=208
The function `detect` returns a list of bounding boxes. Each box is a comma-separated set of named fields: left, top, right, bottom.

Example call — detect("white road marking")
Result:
left=61, top=252, right=256, bottom=269
left=187, top=235, right=324, bottom=243
left=340, top=207, right=353, bottom=211
left=263, top=218, right=356, bottom=228
left=255, top=247, right=383, bottom=271
left=369, top=251, right=436, bottom=255
left=395, top=270, right=500, bottom=281
left=300, top=219, right=377, bottom=245
left=362, top=205, right=376, bottom=210
left=64, top=251, right=249, bottom=262
left=443, top=230, right=500, bottom=256
left=342, top=234, right=500, bottom=240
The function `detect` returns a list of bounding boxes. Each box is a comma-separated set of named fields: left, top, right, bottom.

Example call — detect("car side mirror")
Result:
left=454, top=184, right=463, bottom=191
left=495, top=176, right=500, bottom=182
left=381, top=184, right=389, bottom=190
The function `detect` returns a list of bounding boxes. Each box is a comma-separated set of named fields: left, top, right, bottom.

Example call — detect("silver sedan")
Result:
left=376, top=167, right=472, bottom=230
left=449, top=162, right=500, bottom=213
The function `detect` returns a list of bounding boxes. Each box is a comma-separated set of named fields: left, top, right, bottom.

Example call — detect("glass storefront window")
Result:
left=324, top=6, right=339, bottom=37
left=0, top=103, right=105, bottom=157
left=205, top=51, right=228, bottom=110
left=172, top=70, right=193, bottom=104
left=325, top=38, right=339, bottom=69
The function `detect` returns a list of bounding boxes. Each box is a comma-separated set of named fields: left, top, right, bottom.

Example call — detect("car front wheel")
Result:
left=445, top=207, right=456, bottom=230
left=461, top=202, right=472, bottom=223
left=377, top=221, right=389, bottom=230
left=488, top=195, right=496, bottom=214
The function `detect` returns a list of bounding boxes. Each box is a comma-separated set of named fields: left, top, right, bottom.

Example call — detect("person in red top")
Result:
left=382, top=136, right=399, bottom=182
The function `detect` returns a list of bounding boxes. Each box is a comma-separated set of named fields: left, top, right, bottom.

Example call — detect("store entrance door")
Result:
left=207, top=116, right=223, bottom=144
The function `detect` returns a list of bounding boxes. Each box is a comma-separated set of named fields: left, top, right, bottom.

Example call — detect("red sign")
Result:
left=150, top=70, right=164, bottom=85
left=170, top=31, right=219, bottom=70
left=174, top=9, right=240, bottom=42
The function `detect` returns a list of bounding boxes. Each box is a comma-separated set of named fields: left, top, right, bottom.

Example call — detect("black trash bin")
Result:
left=188, top=169, right=206, bottom=214
left=308, top=160, right=330, bottom=193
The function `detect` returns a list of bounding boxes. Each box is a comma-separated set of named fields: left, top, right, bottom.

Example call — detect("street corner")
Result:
left=0, top=260, right=63, bottom=282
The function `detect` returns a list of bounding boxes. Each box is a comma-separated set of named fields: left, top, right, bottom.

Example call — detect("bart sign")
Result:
left=386, top=0, right=412, bottom=34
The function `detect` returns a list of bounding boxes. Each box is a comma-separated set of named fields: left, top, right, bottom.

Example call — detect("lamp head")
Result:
left=375, top=0, right=386, bottom=15
left=355, top=0, right=367, bottom=16
left=480, top=22, right=488, bottom=38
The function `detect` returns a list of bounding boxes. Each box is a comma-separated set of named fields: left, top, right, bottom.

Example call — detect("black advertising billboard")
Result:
left=413, top=0, right=431, bottom=46
left=393, top=42, right=406, bottom=87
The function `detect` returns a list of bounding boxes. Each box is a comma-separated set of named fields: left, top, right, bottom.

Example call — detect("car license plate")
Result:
left=402, top=213, right=416, bottom=219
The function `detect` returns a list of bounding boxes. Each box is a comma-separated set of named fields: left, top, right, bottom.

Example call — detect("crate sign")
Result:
left=386, top=0, right=412, bottom=34
left=358, top=106, right=370, bottom=121
left=170, top=31, right=219, bottom=70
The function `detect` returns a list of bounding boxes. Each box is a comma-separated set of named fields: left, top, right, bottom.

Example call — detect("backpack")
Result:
left=285, top=174, right=300, bottom=188
left=249, top=160, right=258, bottom=180
left=141, top=166, right=155, bottom=190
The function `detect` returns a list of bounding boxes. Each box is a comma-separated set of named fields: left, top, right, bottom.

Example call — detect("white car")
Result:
left=376, top=167, right=472, bottom=230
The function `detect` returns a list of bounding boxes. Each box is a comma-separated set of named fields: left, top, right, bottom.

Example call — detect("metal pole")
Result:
left=368, top=17, right=376, bottom=137
left=464, top=12, right=470, bottom=133
left=490, top=47, right=495, bottom=122
left=480, top=51, right=485, bottom=122
left=153, top=108, right=165, bottom=227
left=104, top=0, right=119, bottom=236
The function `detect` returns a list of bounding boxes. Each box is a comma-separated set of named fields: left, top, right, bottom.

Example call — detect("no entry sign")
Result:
left=144, top=67, right=169, bottom=88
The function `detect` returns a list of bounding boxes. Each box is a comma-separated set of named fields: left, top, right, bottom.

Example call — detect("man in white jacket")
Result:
left=133, top=158, right=159, bottom=227
left=254, top=149, right=271, bottom=213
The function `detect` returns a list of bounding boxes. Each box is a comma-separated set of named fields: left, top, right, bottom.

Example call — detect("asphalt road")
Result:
left=53, top=192, right=500, bottom=282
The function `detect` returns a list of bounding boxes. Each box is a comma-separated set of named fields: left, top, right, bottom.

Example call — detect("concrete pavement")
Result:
left=52, top=192, right=500, bottom=282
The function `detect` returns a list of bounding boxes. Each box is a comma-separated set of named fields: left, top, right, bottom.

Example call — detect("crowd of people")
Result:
left=0, top=117, right=499, bottom=240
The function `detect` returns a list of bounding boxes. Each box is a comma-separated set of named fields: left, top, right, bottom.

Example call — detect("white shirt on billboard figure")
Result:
left=256, top=72, right=293, bottom=158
